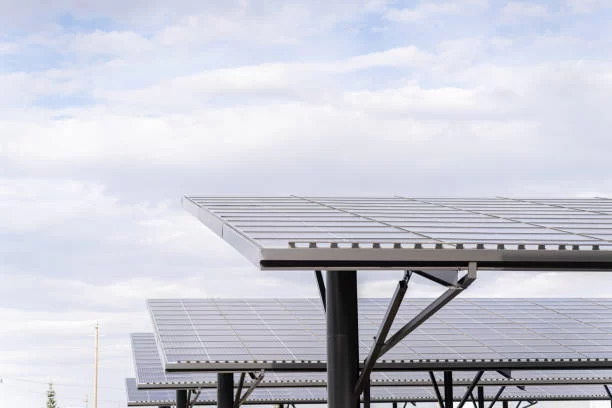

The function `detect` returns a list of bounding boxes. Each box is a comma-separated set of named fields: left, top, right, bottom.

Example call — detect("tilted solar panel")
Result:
left=132, top=332, right=612, bottom=389
left=182, top=196, right=612, bottom=270
left=148, top=298, right=612, bottom=371
left=125, top=378, right=612, bottom=406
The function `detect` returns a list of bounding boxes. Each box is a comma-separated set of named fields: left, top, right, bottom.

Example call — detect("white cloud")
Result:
left=502, top=1, right=549, bottom=18
left=385, top=0, right=488, bottom=22
left=566, top=0, right=611, bottom=14
left=72, top=30, right=153, bottom=55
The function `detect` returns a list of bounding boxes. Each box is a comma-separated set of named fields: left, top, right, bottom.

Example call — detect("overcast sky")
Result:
left=2, top=0, right=612, bottom=407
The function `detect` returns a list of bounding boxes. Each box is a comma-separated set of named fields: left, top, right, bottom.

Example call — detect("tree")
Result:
left=46, top=382, right=58, bottom=408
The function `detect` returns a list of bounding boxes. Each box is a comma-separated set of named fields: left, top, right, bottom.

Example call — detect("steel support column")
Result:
left=176, top=390, right=188, bottom=408
left=503, top=402, right=509, bottom=408
left=327, top=270, right=359, bottom=408
left=444, top=371, right=453, bottom=408
left=477, top=386, right=484, bottom=408
left=218, top=373, right=234, bottom=408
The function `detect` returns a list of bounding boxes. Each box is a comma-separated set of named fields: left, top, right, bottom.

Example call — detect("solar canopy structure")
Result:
left=126, top=378, right=612, bottom=407
left=182, top=196, right=612, bottom=270
left=182, top=196, right=612, bottom=408
left=133, top=333, right=612, bottom=390
left=150, top=298, right=612, bottom=371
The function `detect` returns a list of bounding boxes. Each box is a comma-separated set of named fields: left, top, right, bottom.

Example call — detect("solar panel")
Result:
left=125, top=378, right=612, bottom=406
left=132, top=332, right=612, bottom=389
left=149, top=298, right=612, bottom=371
left=182, top=196, right=612, bottom=269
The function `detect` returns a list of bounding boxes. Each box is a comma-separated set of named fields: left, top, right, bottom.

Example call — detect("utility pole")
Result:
left=94, top=322, right=99, bottom=408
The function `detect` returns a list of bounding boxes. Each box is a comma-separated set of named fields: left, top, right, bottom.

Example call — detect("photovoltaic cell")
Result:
left=125, top=378, right=612, bottom=406
left=149, top=298, right=612, bottom=371
left=132, top=333, right=612, bottom=389
left=182, top=196, right=612, bottom=269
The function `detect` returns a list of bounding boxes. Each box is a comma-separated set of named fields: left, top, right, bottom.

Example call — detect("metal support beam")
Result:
left=477, top=386, right=485, bottom=408
left=380, top=263, right=477, bottom=357
left=487, top=387, right=506, bottom=408
left=363, top=377, right=371, bottom=408
left=237, top=370, right=265, bottom=407
left=429, top=371, right=444, bottom=408
left=469, top=391, right=477, bottom=408
left=392, top=403, right=398, bottom=408
left=176, top=390, right=188, bottom=408
left=457, top=371, right=484, bottom=408
left=189, top=389, right=201, bottom=408
left=315, top=270, right=326, bottom=311
left=327, top=270, right=359, bottom=408
left=444, top=371, right=453, bottom=408
left=605, top=384, right=612, bottom=408
left=355, top=272, right=411, bottom=395
left=234, top=373, right=245, bottom=408
left=218, top=373, right=234, bottom=408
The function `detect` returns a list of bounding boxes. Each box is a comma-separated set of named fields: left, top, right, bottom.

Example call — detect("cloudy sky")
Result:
left=2, top=0, right=612, bottom=406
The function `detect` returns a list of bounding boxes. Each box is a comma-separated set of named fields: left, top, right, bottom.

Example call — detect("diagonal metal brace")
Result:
left=236, top=369, right=265, bottom=407
left=234, top=373, right=246, bottom=408
left=315, top=271, right=326, bottom=311
left=487, top=386, right=506, bottom=408
left=354, top=271, right=411, bottom=395
left=456, top=371, right=484, bottom=408
left=379, top=262, right=478, bottom=357
left=188, top=389, right=201, bottom=408
left=429, top=371, right=444, bottom=408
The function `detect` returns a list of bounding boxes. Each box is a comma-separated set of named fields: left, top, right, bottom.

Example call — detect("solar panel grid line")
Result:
left=397, top=196, right=610, bottom=245
left=180, top=300, right=212, bottom=362
left=500, top=197, right=611, bottom=217
left=245, top=299, right=298, bottom=361
left=151, top=299, right=612, bottom=371
left=292, top=195, right=445, bottom=244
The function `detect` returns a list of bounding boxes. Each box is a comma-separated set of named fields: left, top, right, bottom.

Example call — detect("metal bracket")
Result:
left=456, top=371, right=484, bottom=408
left=235, top=369, right=265, bottom=407
left=355, top=271, right=411, bottom=395
left=379, top=262, right=478, bottom=356
left=315, top=271, right=326, bottom=312
left=413, top=269, right=458, bottom=287
left=495, top=369, right=525, bottom=391
left=188, top=388, right=201, bottom=408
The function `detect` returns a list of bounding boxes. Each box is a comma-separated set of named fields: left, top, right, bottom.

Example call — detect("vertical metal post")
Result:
left=218, top=373, right=234, bottom=408
left=477, top=386, right=484, bottom=408
left=326, top=270, right=359, bottom=408
left=443, top=371, right=453, bottom=408
left=363, top=377, right=371, bottom=408
left=393, top=403, right=398, bottom=408
left=503, top=402, right=509, bottom=408
left=176, top=390, right=188, bottom=408
left=94, top=322, right=99, bottom=408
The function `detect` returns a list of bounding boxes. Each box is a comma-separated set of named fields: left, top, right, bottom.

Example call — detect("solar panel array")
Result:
left=126, top=378, right=612, bottom=406
left=133, top=332, right=612, bottom=390
left=183, top=196, right=612, bottom=249
left=148, top=298, right=612, bottom=370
